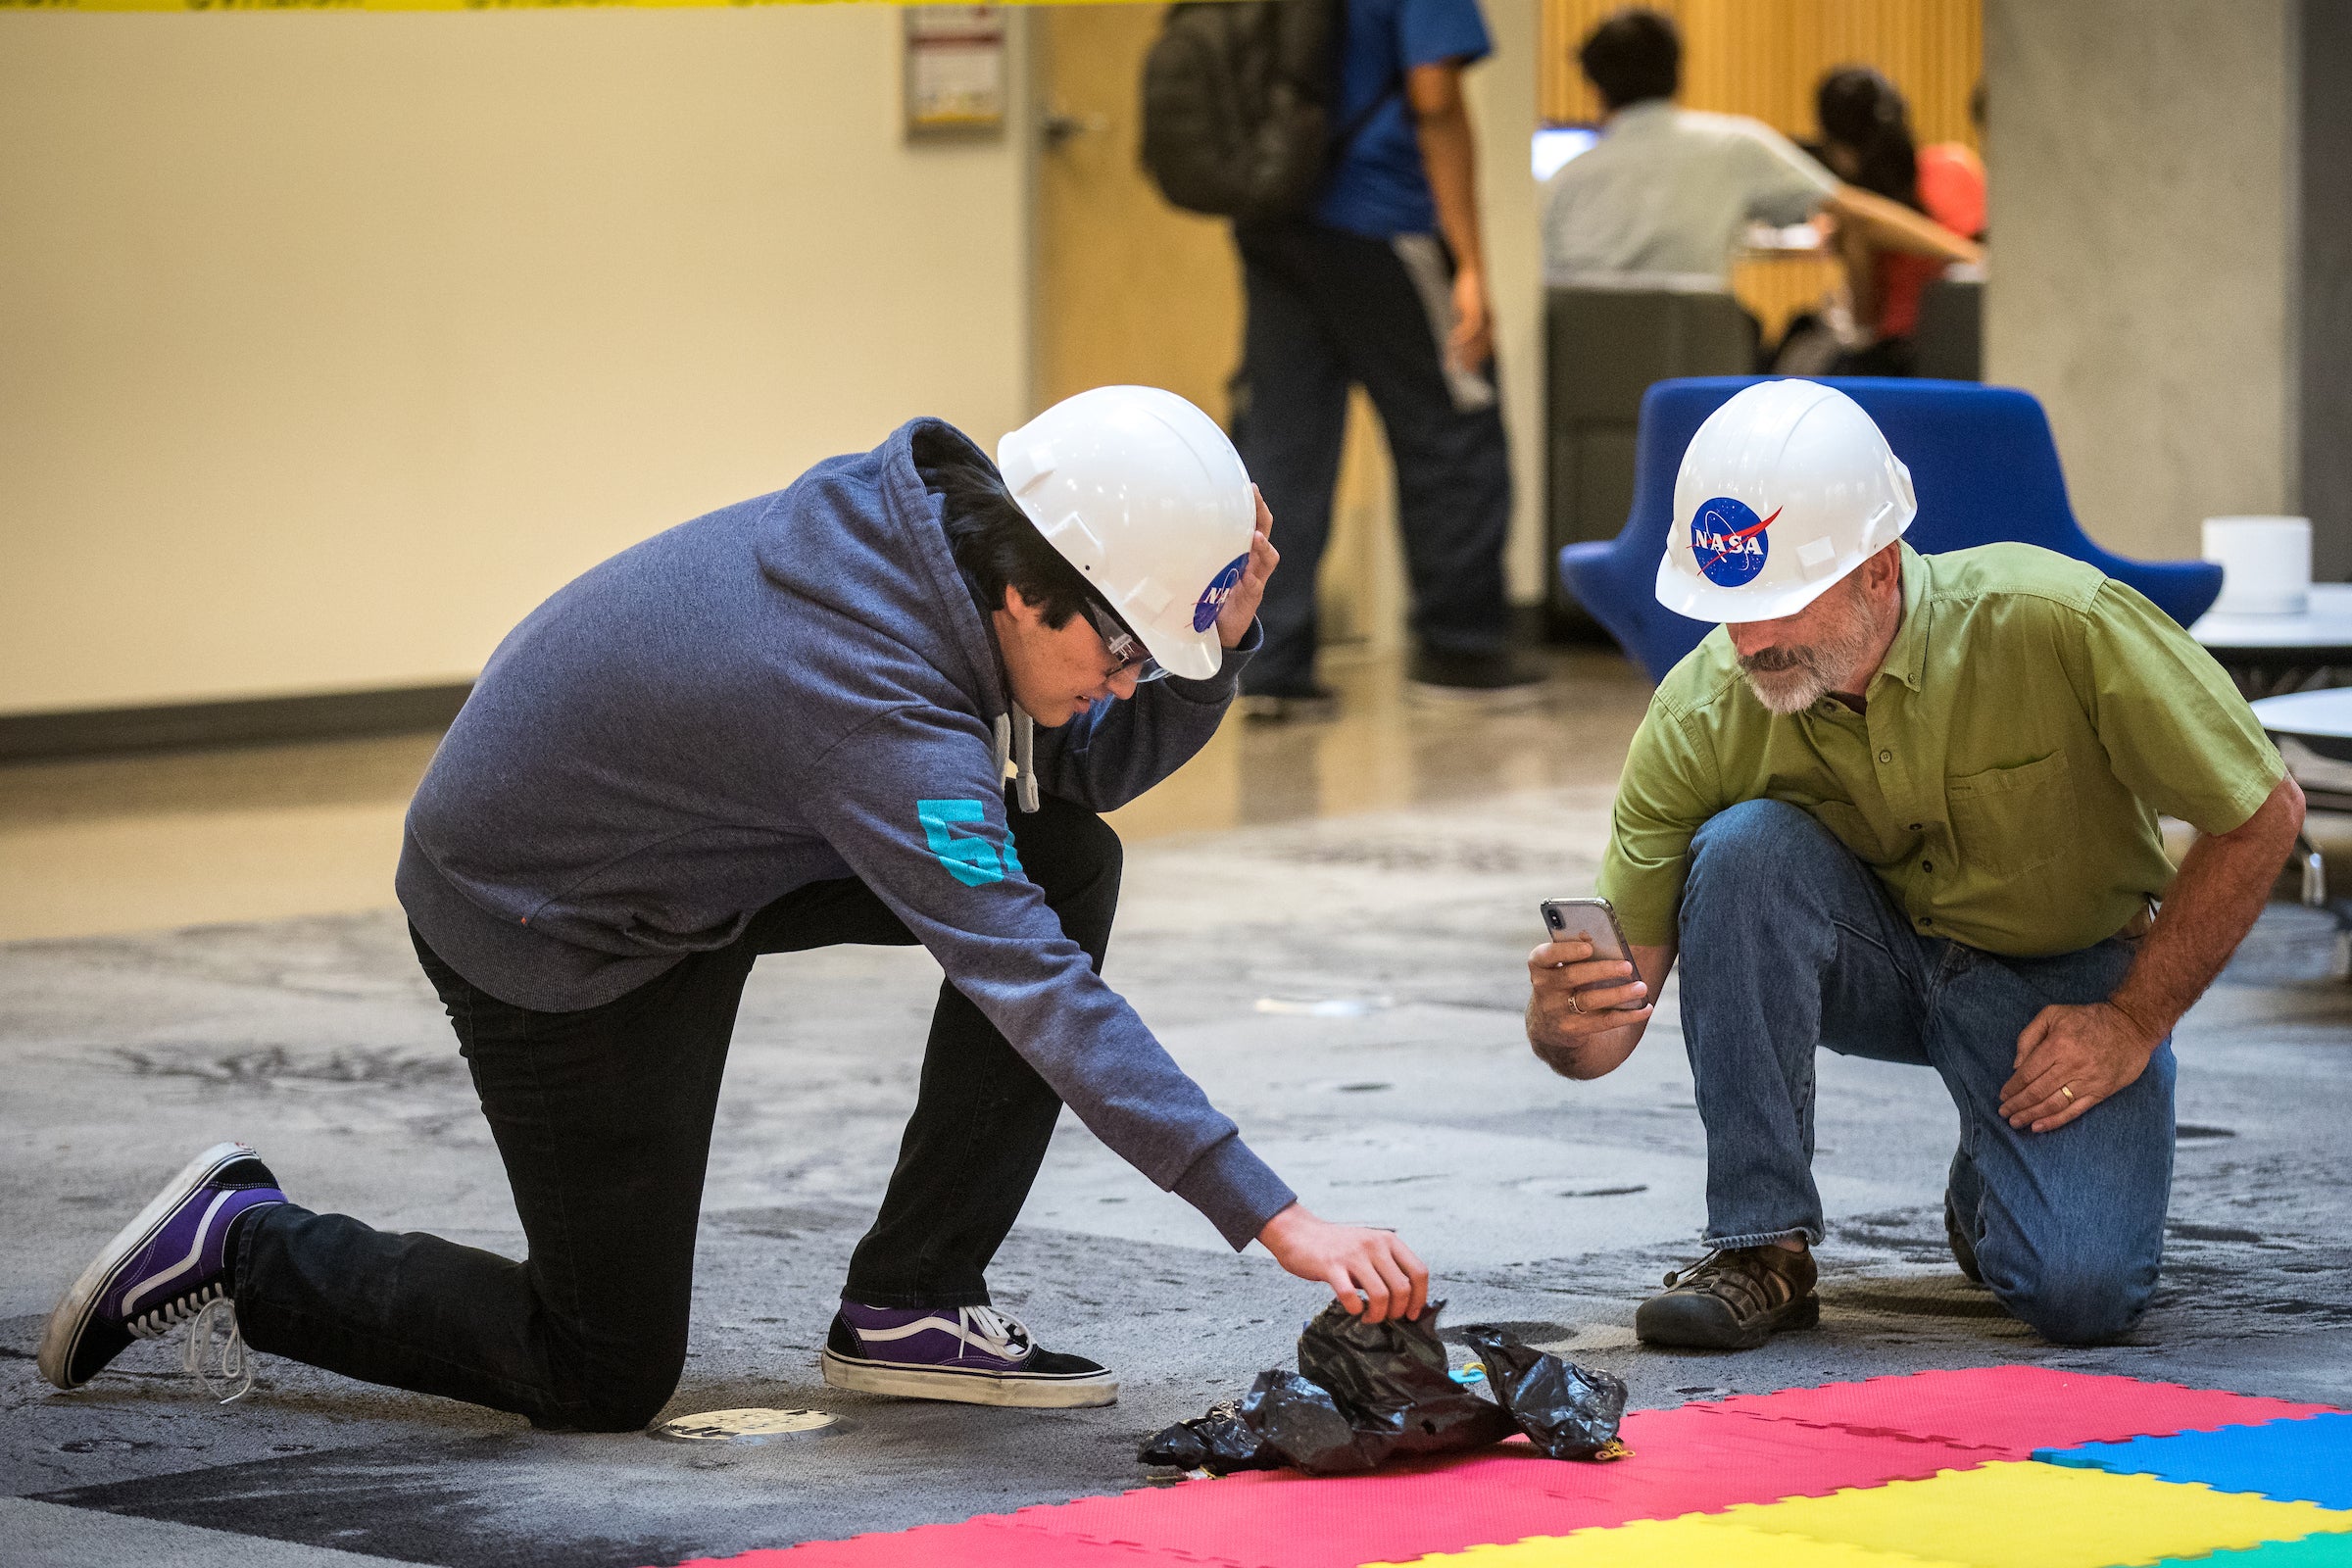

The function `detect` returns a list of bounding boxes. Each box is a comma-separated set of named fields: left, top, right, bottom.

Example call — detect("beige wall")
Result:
left=1473, top=0, right=1549, bottom=606
left=1984, top=0, right=2297, bottom=562
left=0, top=10, right=1033, bottom=716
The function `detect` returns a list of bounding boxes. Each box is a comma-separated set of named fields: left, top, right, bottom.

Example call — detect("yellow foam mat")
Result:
left=1717, top=1462, right=2352, bottom=1568
left=1377, top=1514, right=1967, bottom=1567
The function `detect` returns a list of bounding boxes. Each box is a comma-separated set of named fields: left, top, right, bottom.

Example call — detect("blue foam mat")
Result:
left=2034, top=1411, right=2352, bottom=1509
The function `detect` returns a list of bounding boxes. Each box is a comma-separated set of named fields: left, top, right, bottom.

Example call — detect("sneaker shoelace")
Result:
left=127, top=1284, right=254, bottom=1402
left=956, top=1305, right=1033, bottom=1363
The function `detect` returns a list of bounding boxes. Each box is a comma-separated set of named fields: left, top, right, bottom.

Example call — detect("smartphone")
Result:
left=1539, top=897, right=1645, bottom=1010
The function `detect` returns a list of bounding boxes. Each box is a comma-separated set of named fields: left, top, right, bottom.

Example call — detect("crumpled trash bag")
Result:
left=1240, top=1368, right=1383, bottom=1473
left=1136, top=1302, right=1627, bottom=1478
left=1292, top=1299, right=1517, bottom=1464
left=1135, top=1397, right=1283, bottom=1475
left=1458, top=1324, right=1628, bottom=1460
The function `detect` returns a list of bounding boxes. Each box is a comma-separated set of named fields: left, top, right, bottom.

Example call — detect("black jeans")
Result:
left=1231, top=220, right=1513, bottom=695
left=235, top=793, right=1122, bottom=1432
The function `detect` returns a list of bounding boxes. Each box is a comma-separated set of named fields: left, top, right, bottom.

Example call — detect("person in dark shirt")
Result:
left=1233, top=0, right=1545, bottom=721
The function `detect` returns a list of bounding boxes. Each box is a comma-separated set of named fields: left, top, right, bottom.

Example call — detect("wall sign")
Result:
left=904, top=5, right=1005, bottom=137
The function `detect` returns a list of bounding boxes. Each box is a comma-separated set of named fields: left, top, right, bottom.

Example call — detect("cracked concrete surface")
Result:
left=4, top=775, right=2350, bottom=1567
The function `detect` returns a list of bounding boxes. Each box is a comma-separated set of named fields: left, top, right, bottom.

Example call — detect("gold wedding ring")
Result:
left=1567, top=993, right=1586, bottom=1015
left=2060, top=1084, right=2076, bottom=1101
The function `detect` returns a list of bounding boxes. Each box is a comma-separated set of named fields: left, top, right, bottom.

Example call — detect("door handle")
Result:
left=1041, top=109, right=1106, bottom=149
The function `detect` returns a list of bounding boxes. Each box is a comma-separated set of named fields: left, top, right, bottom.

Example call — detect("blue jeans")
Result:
left=1231, top=221, right=1512, bottom=695
left=1677, top=799, right=2176, bottom=1345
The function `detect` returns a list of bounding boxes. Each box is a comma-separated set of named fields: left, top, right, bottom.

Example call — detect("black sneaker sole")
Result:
left=1634, top=1290, right=1822, bottom=1351
left=38, top=1142, right=258, bottom=1390
left=820, top=1348, right=1118, bottom=1408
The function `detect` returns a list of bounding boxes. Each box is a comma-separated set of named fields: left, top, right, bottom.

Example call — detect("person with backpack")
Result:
left=1145, top=0, right=1541, bottom=722
left=37, top=387, right=1432, bottom=1430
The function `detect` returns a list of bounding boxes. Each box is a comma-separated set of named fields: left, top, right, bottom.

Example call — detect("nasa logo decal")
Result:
left=1193, top=554, right=1250, bottom=633
left=1690, top=497, right=1779, bottom=588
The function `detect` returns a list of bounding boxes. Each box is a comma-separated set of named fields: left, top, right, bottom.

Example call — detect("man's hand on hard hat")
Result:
left=1213, top=488, right=1280, bottom=651
left=1256, top=1201, right=1430, bottom=1323
left=1526, top=938, right=1674, bottom=1081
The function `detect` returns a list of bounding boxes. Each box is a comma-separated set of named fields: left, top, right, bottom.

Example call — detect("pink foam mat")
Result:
left=655, top=1369, right=2342, bottom=1568
left=1689, top=1365, right=2339, bottom=1455
left=664, top=1519, right=1206, bottom=1568
left=689, top=1408, right=1996, bottom=1568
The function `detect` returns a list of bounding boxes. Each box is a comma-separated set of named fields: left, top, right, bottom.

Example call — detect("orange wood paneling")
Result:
left=1541, top=1, right=1982, bottom=339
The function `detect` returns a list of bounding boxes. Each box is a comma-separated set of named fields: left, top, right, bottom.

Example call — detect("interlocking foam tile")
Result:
left=1717, top=1460, right=2352, bottom=1568
left=2149, top=1534, right=2352, bottom=1566
left=1368, top=1514, right=1967, bottom=1567
left=664, top=1518, right=1205, bottom=1567
left=1693, top=1366, right=2339, bottom=1457
left=996, top=1409, right=1996, bottom=1568
left=2035, top=1412, right=2352, bottom=1508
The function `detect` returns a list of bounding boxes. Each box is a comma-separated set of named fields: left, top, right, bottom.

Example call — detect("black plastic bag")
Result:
left=1293, top=1300, right=1517, bottom=1462
left=1240, top=1368, right=1384, bottom=1473
left=1136, top=1397, right=1284, bottom=1474
left=1458, top=1325, right=1627, bottom=1460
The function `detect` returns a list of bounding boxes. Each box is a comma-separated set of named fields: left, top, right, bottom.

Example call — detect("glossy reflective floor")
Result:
left=0, top=649, right=1655, bottom=944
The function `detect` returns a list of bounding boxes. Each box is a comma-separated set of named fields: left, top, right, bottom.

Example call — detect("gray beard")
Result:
left=1739, top=597, right=1887, bottom=715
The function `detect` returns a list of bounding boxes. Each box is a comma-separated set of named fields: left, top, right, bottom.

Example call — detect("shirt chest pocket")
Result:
left=1946, top=752, right=2075, bottom=879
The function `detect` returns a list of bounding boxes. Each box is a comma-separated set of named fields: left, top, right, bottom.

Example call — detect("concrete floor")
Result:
left=3, top=651, right=2349, bottom=1568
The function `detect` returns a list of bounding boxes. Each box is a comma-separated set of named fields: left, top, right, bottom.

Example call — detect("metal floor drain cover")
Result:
left=655, top=1407, right=842, bottom=1443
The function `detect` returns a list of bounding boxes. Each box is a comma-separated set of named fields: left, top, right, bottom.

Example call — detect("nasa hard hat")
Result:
left=1656, top=379, right=1917, bottom=624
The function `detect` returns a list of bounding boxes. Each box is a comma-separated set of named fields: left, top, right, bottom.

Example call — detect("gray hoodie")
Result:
left=396, top=420, right=1294, bottom=1249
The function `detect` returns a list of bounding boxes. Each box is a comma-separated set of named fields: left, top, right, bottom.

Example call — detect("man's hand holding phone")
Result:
left=1527, top=899, right=1659, bottom=1080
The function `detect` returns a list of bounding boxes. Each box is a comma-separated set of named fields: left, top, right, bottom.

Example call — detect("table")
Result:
left=2250, top=689, right=2352, bottom=813
left=2189, top=584, right=2352, bottom=697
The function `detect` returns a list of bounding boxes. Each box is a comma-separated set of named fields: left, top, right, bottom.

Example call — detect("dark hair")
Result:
left=1579, top=9, right=1680, bottom=113
left=913, top=422, right=1095, bottom=630
left=1816, top=66, right=1920, bottom=210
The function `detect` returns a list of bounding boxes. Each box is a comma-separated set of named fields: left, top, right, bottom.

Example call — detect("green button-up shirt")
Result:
left=1597, top=543, right=2284, bottom=957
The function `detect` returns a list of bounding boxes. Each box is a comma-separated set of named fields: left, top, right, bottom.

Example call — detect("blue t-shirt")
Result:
left=1311, top=0, right=1493, bottom=239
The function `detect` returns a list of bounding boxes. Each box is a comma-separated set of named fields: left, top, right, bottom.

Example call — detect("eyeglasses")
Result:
left=1084, top=601, right=1169, bottom=683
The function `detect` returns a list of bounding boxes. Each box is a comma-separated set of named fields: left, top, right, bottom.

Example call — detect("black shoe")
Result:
left=1635, top=1245, right=1821, bottom=1350
left=821, top=1303, right=1117, bottom=1408
left=1945, top=1190, right=1983, bottom=1284
left=1405, top=648, right=1547, bottom=710
left=1238, top=683, right=1339, bottom=724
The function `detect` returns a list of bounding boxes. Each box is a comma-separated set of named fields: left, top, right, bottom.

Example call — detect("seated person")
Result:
left=1808, top=66, right=1982, bottom=374
left=1524, top=379, right=2301, bottom=1350
left=1544, top=9, right=1980, bottom=289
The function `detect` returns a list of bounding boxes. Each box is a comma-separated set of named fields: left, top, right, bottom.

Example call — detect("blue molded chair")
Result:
left=1557, top=377, right=2224, bottom=683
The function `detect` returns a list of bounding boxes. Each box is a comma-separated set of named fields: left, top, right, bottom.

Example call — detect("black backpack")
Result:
left=1140, top=0, right=1395, bottom=225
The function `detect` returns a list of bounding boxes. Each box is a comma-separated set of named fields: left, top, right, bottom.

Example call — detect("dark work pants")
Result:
left=1231, top=220, right=1513, bottom=695
left=235, top=793, right=1121, bottom=1432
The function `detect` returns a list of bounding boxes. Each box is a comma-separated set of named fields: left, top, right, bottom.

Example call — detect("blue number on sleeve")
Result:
left=916, top=799, right=1004, bottom=887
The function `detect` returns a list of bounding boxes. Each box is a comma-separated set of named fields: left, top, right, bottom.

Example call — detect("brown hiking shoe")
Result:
left=1635, top=1245, right=1820, bottom=1349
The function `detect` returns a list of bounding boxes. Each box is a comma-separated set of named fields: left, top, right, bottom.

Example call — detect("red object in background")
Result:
left=1918, top=142, right=1989, bottom=240
left=1873, top=142, right=1986, bottom=341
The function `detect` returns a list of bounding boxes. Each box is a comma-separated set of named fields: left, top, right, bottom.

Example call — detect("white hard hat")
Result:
left=996, top=386, right=1254, bottom=681
left=1656, top=379, right=1917, bottom=624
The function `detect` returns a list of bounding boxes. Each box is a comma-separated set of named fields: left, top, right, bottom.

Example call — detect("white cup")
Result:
left=2203, top=515, right=2312, bottom=615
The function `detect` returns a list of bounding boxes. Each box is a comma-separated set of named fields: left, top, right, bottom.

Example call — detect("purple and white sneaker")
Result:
left=821, top=1300, right=1118, bottom=1408
left=38, top=1142, right=286, bottom=1401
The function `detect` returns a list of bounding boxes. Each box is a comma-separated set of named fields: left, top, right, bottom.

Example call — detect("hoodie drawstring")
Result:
left=992, top=712, right=1040, bottom=814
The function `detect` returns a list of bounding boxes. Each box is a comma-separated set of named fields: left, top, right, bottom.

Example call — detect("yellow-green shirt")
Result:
left=1597, top=543, right=2284, bottom=956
